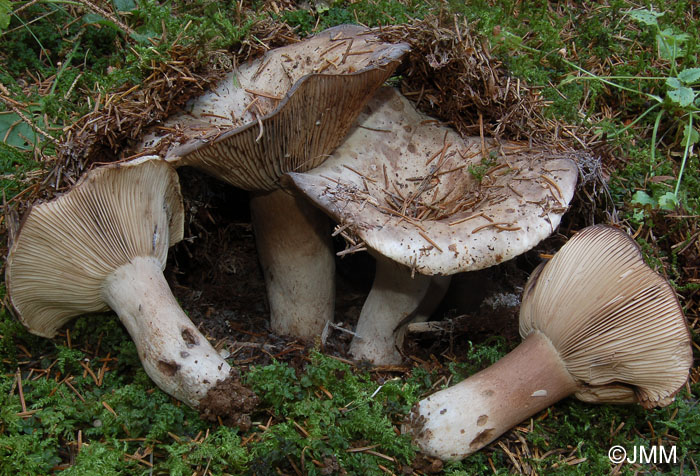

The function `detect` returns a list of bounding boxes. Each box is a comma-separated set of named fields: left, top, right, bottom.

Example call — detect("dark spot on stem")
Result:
left=469, top=428, right=495, bottom=449
left=157, top=360, right=180, bottom=376
left=181, top=327, right=199, bottom=348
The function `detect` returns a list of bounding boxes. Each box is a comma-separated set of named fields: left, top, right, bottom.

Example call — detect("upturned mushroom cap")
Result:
left=142, top=24, right=410, bottom=191
left=5, top=157, right=257, bottom=419
left=408, top=225, right=693, bottom=460
left=519, top=225, right=693, bottom=408
left=6, top=156, right=183, bottom=336
left=286, top=87, right=579, bottom=275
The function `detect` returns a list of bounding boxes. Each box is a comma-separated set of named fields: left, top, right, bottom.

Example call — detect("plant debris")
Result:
left=380, top=15, right=552, bottom=141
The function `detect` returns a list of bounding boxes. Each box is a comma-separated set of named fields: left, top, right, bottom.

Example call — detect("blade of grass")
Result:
left=9, top=11, right=53, bottom=68
left=650, top=108, right=664, bottom=173
left=49, top=36, right=81, bottom=95
left=674, top=113, right=695, bottom=197
left=610, top=103, right=661, bottom=139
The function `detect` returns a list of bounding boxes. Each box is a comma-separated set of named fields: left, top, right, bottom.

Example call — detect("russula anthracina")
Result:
left=408, top=225, right=693, bottom=460
left=286, top=87, right=578, bottom=364
left=140, top=25, right=410, bottom=341
left=6, top=157, right=257, bottom=424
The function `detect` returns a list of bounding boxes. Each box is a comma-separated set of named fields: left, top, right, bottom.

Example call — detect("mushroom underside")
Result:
left=5, top=158, right=257, bottom=423
left=408, top=225, right=693, bottom=460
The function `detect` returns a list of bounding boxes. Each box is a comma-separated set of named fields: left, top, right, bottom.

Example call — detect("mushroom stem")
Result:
left=250, top=188, right=335, bottom=340
left=349, top=255, right=434, bottom=365
left=102, top=256, right=231, bottom=408
left=413, top=275, right=452, bottom=324
left=409, top=330, right=577, bottom=460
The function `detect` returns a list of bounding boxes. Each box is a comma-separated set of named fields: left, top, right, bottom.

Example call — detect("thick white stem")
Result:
left=349, top=256, right=434, bottom=365
left=413, top=275, right=451, bottom=324
left=408, top=331, right=577, bottom=460
left=102, top=256, right=231, bottom=408
left=250, top=188, right=335, bottom=341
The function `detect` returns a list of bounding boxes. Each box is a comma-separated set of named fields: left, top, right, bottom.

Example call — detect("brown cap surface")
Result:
left=519, top=225, right=693, bottom=408
left=6, top=156, right=184, bottom=337
left=142, top=24, right=410, bottom=191
left=286, top=87, right=579, bottom=275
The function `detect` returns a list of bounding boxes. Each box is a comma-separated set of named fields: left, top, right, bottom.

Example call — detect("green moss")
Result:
left=448, top=336, right=508, bottom=381
left=160, top=426, right=249, bottom=475
left=280, top=0, right=432, bottom=35
left=60, top=441, right=138, bottom=476
left=246, top=352, right=419, bottom=474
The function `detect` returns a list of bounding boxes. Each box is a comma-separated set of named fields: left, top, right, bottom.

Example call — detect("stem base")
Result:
left=409, top=331, right=577, bottom=460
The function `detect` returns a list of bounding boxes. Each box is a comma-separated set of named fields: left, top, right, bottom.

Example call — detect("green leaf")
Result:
left=628, top=9, right=663, bottom=27
left=0, top=113, right=42, bottom=150
left=632, top=210, right=646, bottom=222
left=0, top=0, right=11, bottom=30
left=683, top=123, right=700, bottom=145
left=678, top=68, right=700, bottom=84
left=82, top=13, right=113, bottom=27
left=129, top=31, right=157, bottom=44
left=631, top=190, right=656, bottom=207
left=665, top=77, right=682, bottom=89
left=667, top=86, right=695, bottom=107
left=112, top=0, right=136, bottom=12
left=559, top=73, right=580, bottom=86
left=657, top=29, right=688, bottom=61
left=314, top=0, right=330, bottom=13
left=657, top=192, right=678, bottom=211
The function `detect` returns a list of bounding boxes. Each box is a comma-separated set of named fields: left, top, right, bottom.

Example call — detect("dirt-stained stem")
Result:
left=250, top=188, right=336, bottom=341
left=410, top=331, right=577, bottom=460
left=102, top=256, right=231, bottom=408
left=350, top=255, right=434, bottom=365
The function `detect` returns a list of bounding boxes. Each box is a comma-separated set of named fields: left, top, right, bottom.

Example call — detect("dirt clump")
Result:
left=198, top=369, right=259, bottom=430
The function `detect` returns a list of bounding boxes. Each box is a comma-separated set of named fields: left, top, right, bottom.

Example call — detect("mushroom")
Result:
left=5, top=157, right=257, bottom=423
left=140, top=25, right=410, bottom=340
left=408, top=225, right=693, bottom=460
left=285, top=87, right=579, bottom=364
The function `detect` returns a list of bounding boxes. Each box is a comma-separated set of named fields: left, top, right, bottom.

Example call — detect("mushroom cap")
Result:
left=142, top=24, right=410, bottom=191
left=5, top=156, right=184, bottom=338
left=519, top=225, right=693, bottom=408
left=286, top=87, right=578, bottom=275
